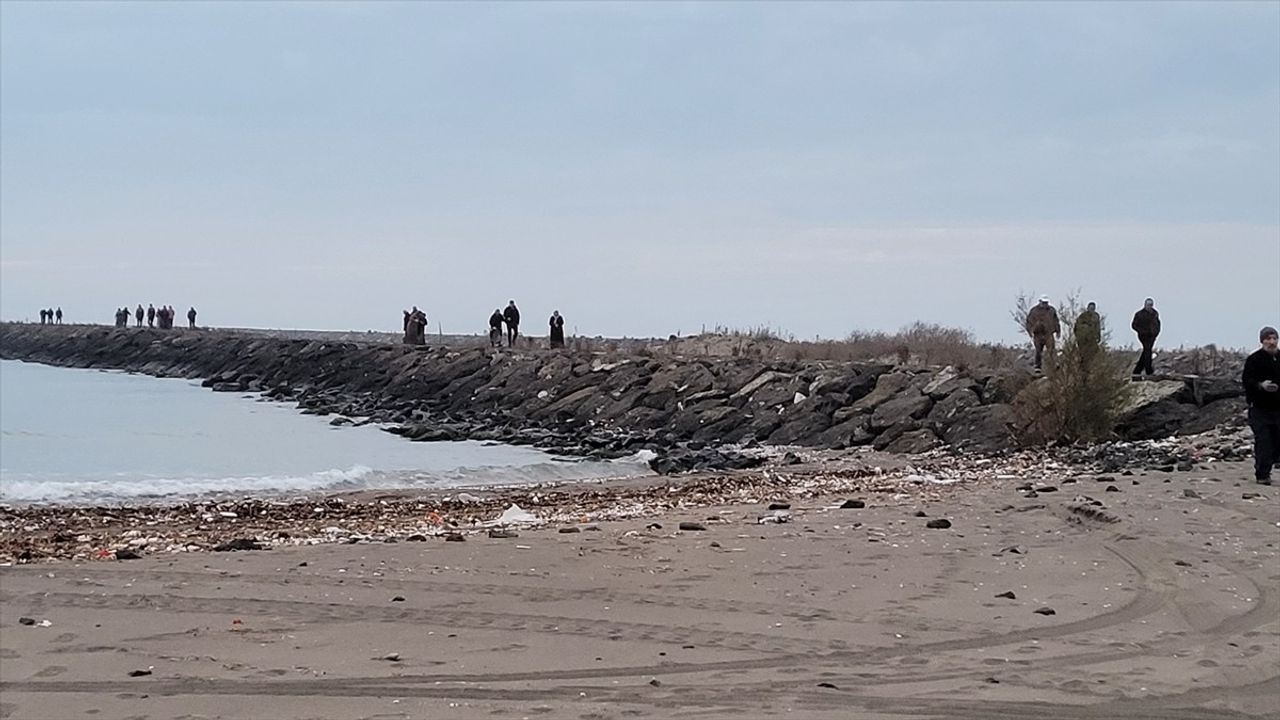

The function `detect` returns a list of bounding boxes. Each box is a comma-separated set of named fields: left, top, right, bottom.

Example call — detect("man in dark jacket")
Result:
left=503, top=300, right=520, bottom=347
left=1131, top=298, right=1161, bottom=377
left=187, top=307, right=197, bottom=329
left=1243, top=326, right=1280, bottom=485
left=1025, top=296, right=1061, bottom=370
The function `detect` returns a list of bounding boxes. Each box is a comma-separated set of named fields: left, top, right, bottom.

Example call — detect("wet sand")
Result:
left=1, top=460, right=1277, bottom=720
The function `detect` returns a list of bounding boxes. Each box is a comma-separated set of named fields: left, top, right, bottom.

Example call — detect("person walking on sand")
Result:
left=503, top=300, right=521, bottom=347
left=488, top=309, right=504, bottom=348
left=1243, top=326, right=1280, bottom=485
left=55, top=307, right=63, bottom=324
left=1131, top=298, right=1161, bottom=378
left=549, top=310, right=565, bottom=348
left=1024, top=296, right=1061, bottom=371
left=187, top=307, right=197, bottom=329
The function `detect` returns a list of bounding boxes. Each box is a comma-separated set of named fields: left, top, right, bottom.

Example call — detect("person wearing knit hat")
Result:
left=1242, top=326, right=1280, bottom=485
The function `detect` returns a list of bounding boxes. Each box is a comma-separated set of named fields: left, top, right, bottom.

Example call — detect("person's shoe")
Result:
left=1257, top=477, right=1273, bottom=486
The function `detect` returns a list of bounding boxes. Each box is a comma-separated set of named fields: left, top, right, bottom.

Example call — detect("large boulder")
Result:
left=943, top=404, right=1017, bottom=453
left=883, top=428, right=943, bottom=454
left=926, top=387, right=981, bottom=425
left=1115, top=380, right=1195, bottom=440
left=852, top=373, right=913, bottom=412
left=1176, top=397, right=1247, bottom=435
left=767, top=408, right=834, bottom=446
left=921, top=366, right=978, bottom=399
left=869, top=391, right=933, bottom=430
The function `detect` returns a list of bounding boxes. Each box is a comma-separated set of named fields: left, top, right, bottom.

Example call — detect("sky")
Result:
left=1, top=1, right=1277, bottom=347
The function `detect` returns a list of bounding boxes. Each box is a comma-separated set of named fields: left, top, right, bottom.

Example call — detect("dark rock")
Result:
left=780, top=452, right=803, bottom=466
left=128, top=669, right=152, bottom=677
left=869, top=392, right=933, bottom=431
left=840, top=499, right=866, bottom=509
left=678, top=522, right=707, bottom=531
left=926, top=387, right=981, bottom=424
left=646, top=523, right=663, bottom=530
left=444, top=533, right=466, bottom=542
left=213, top=538, right=263, bottom=552
left=1174, top=560, right=1192, bottom=567
left=405, top=534, right=428, bottom=542
left=18, top=617, right=35, bottom=626
left=767, top=502, right=792, bottom=510
left=391, top=595, right=406, bottom=602
left=1033, top=606, right=1056, bottom=616
left=914, top=510, right=928, bottom=517
left=649, top=679, right=662, bottom=687
left=925, top=519, right=952, bottom=529
left=883, top=428, right=943, bottom=454
left=1183, top=488, right=1201, bottom=499
left=488, top=528, right=519, bottom=539
left=559, top=527, right=581, bottom=534
left=115, top=549, right=142, bottom=560
left=1035, top=486, right=1058, bottom=493
left=1105, top=485, right=1120, bottom=492
left=943, top=404, right=1017, bottom=453
left=994, top=591, right=1016, bottom=599
left=816, top=682, right=839, bottom=689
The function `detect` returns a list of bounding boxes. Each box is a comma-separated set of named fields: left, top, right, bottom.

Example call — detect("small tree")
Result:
left=1013, top=297, right=1132, bottom=444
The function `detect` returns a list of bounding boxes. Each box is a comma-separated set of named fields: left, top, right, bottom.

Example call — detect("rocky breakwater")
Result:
left=0, top=324, right=1247, bottom=474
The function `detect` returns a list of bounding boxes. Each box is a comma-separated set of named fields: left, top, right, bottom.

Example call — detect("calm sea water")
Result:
left=0, top=360, right=650, bottom=504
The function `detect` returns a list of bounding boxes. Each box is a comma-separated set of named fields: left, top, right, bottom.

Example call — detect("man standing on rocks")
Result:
left=1025, top=296, right=1061, bottom=370
left=503, top=300, right=521, bottom=347
left=187, top=307, right=197, bottom=329
left=1131, top=298, right=1161, bottom=377
left=55, top=307, right=62, bottom=324
left=1243, top=326, right=1280, bottom=485
left=146, top=304, right=156, bottom=328
left=1075, top=302, right=1102, bottom=356
left=135, top=304, right=143, bottom=327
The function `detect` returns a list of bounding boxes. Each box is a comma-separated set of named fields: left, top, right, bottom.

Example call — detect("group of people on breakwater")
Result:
left=1023, top=296, right=1165, bottom=378
left=37, top=308, right=62, bottom=325
left=113, top=304, right=197, bottom=330
left=402, top=299, right=567, bottom=350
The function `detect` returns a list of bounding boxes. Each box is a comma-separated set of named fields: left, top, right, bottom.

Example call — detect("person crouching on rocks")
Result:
left=1243, top=326, right=1280, bottom=485
left=488, top=309, right=504, bottom=348
left=1024, top=296, right=1061, bottom=371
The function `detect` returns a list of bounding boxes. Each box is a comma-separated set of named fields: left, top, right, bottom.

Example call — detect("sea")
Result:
left=0, top=359, right=653, bottom=505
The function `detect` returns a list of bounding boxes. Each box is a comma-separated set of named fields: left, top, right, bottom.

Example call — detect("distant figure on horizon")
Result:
left=1131, top=298, right=1161, bottom=378
left=1074, top=301, right=1102, bottom=357
left=403, top=306, right=427, bottom=345
left=503, top=300, right=520, bottom=347
left=55, top=307, right=63, bottom=324
left=188, top=307, right=197, bottom=329
left=1025, top=295, right=1061, bottom=371
left=147, top=304, right=156, bottom=328
left=39, top=309, right=47, bottom=325
left=488, top=309, right=504, bottom=348
left=135, top=304, right=144, bottom=327
left=403, top=309, right=411, bottom=334
left=549, top=310, right=565, bottom=348
left=1244, top=326, right=1280, bottom=486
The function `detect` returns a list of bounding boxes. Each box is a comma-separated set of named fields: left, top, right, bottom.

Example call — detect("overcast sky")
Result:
left=2, top=2, right=1277, bottom=347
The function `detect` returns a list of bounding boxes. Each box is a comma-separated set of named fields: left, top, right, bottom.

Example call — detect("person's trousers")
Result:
left=1033, top=334, right=1054, bottom=369
left=1249, top=406, right=1280, bottom=481
left=507, top=327, right=518, bottom=346
left=1134, top=335, right=1156, bottom=375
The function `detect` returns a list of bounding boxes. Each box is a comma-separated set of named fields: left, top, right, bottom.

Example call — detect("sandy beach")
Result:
left=1, top=456, right=1276, bottom=720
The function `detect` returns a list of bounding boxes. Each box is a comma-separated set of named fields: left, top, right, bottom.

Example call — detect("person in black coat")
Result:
left=1131, top=298, right=1161, bottom=377
left=488, top=309, right=504, bottom=348
left=1243, top=326, right=1280, bottom=485
left=549, top=310, right=565, bottom=348
left=503, top=300, right=520, bottom=347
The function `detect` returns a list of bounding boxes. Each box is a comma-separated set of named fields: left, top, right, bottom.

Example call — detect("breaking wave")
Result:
left=0, top=452, right=656, bottom=506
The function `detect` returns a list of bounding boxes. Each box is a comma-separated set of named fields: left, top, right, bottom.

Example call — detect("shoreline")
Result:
left=2, top=456, right=1275, bottom=719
